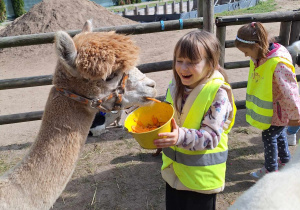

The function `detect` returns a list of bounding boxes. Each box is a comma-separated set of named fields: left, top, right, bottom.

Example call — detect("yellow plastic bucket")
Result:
left=124, top=102, right=174, bottom=149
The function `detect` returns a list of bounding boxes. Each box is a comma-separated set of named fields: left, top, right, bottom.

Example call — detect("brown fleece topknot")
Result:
left=73, top=31, right=139, bottom=80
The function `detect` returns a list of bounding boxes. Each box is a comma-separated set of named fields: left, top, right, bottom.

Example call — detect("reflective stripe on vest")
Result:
left=246, top=57, right=295, bottom=130
left=163, top=147, right=228, bottom=166
left=162, top=78, right=236, bottom=191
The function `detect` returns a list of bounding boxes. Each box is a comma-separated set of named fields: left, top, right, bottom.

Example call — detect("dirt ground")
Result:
left=1, top=0, right=300, bottom=209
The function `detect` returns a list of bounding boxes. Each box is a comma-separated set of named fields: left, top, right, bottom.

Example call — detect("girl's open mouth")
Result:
left=182, top=74, right=192, bottom=79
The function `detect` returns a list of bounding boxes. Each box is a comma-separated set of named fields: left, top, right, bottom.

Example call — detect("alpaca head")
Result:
left=53, top=20, right=157, bottom=112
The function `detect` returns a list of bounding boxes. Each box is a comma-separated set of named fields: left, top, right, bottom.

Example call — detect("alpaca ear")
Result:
left=82, top=19, right=93, bottom=33
left=55, top=31, right=79, bottom=77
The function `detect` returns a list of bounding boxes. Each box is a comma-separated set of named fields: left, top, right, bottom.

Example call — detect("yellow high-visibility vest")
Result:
left=162, top=78, right=236, bottom=191
left=246, top=57, right=295, bottom=130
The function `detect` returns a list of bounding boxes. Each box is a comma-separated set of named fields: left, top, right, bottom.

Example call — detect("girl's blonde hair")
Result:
left=172, top=30, right=228, bottom=112
left=235, top=22, right=271, bottom=59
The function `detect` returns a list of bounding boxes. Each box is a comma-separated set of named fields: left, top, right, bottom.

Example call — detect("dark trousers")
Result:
left=262, top=125, right=291, bottom=171
left=166, top=183, right=216, bottom=210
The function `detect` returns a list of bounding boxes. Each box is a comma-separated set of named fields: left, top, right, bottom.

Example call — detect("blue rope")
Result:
left=100, top=111, right=106, bottom=116
left=179, top=19, right=183, bottom=30
left=160, top=20, right=165, bottom=31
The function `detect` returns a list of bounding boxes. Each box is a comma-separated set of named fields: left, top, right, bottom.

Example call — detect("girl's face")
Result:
left=175, top=56, right=209, bottom=89
left=237, top=45, right=260, bottom=60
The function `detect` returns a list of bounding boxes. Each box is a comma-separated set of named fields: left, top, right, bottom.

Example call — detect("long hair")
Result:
left=235, top=22, right=271, bottom=59
left=172, top=30, right=228, bottom=113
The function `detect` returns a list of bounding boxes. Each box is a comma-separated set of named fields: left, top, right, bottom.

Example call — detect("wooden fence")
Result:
left=1, top=10, right=300, bottom=125
left=120, top=0, right=194, bottom=16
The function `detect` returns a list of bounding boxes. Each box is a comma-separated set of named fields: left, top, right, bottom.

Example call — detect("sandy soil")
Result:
left=0, top=0, right=300, bottom=209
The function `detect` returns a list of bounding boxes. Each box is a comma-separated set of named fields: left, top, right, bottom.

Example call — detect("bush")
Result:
left=0, top=0, right=6, bottom=23
left=12, top=0, right=26, bottom=18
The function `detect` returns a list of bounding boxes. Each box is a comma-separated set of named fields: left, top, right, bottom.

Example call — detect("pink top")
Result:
left=251, top=43, right=300, bottom=126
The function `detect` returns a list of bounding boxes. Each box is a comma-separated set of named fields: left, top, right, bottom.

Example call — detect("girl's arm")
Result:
left=273, top=63, right=300, bottom=121
left=154, top=88, right=232, bottom=150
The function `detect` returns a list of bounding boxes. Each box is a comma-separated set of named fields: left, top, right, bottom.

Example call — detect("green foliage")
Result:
left=0, top=0, right=6, bottom=23
left=12, top=0, right=26, bottom=18
left=0, top=160, right=10, bottom=176
left=114, top=0, right=142, bottom=6
left=216, top=0, right=277, bottom=17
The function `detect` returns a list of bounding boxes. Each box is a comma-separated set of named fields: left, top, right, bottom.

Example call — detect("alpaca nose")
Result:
left=147, top=79, right=156, bottom=88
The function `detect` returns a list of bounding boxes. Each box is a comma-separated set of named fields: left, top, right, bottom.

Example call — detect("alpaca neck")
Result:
left=3, top=87, right=96, bottom=209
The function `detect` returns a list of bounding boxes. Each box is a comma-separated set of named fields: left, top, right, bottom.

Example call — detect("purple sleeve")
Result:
left=176, top=88, right=232, bottom=150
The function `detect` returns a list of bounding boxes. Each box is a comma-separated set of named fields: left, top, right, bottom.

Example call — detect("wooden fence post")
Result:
left=180, top=0, right=183, bottom=13
left=172, top=1, right=176, bottom=14
left=197, top=0, right=203, bottom=17
left=134, top=7, right=138, bottom=15
left=289, top=21, right=300, bottom=44
left=279, top=21, right=292, bottom=46
left=216, top=26, right=226, bottom=67
left=122, top=8, right=127, bottom=16
left=187, top=0, right=191, bottom=12
left=145, top=5, right=149, bottom=15
left=203, top=0, right=214, bottom=32
left=155, top=3, right=159, bottom=14
left=164, top=2, right=168, bottom=14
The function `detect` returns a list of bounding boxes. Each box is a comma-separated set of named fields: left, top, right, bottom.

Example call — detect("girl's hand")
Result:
left=288, top=119, right=300, bottom=126
left=154, top=118, right=179, bottom=148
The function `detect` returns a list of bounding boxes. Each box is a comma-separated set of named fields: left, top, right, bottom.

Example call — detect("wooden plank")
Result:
left=224, top=60, right=249, bottom=69
left=0, top=60, right=253, bottom=90
left=215, top=11, right=300, bottom=27
left=0, top=75, right=53, bottom=90
left=0, top=100, right=247, bottom=124
left=3, top=74, right=300, bottom=124
left=0, top=111, right=43, bottom=125
left=0, top=18, right=203, bottom=49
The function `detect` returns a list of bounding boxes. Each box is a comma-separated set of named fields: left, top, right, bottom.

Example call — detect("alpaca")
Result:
left=0, top=20, right=156, bottom=210
left=229, top=144, right=300, bottom=210
left=287, top=40, right=300, bottom=66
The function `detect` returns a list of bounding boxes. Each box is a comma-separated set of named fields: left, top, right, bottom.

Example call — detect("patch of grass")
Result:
left=234, top=127, right=251, bottom=134
left=216, top=0, right=277, bottom=17
left=123, top=138, right=136, bottom=149
left=0, top=159, right=10, bottom=175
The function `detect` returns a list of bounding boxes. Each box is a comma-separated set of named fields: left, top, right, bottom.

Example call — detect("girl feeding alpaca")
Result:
left=235, top=22, right=300, bottom=179
left=154, top=30, right=236, bottom=210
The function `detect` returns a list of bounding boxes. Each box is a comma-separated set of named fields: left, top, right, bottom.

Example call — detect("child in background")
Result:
left=287, top=125, right=300, bottom=146
left=286, top=47, right=300, bottom=146
left=235, top=22, right=300, bottom=179
left=154, top=30, right=236, bottom=210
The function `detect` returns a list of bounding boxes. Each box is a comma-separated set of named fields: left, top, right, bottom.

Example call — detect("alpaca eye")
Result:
left=105, top=73, right=117, bottom=82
